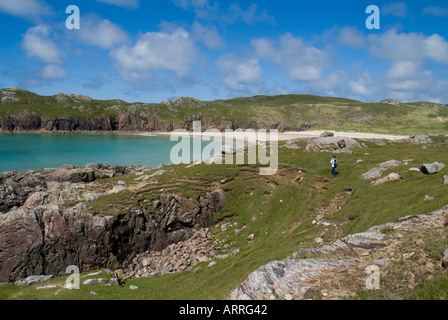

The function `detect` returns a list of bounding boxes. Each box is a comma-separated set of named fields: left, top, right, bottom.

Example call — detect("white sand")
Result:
left=152, top=130, right=408, bottom=142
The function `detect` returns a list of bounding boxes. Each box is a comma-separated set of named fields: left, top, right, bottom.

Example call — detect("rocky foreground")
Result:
left=0, top=164, right=226, bottom=283
left=230, top=204, right=448, bottom=300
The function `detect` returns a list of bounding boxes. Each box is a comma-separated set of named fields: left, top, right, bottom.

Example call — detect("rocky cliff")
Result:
left=0, top=112, right=181, bottom=132
left=0, top=165, right=226, bottom=283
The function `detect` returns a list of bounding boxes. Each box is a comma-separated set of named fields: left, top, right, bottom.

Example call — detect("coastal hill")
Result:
left=0, top=86, right=447, bottom=135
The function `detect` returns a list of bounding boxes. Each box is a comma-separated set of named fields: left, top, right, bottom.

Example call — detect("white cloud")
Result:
left=78, top=14, right=129, bottom=49
left=382, top=2, right=407, bottom=17
left=95, top=0, right=139, bottom=9
left=224, top=3, right=275, bottom=25
left=172, top=0, right=209, bottom=10
left=172, top=0, right=219, bottom=19
left=22, top=25, right=65, bottom=64
left=0, top=0, right=49, bottom=18
left=172, top=0, right=274, bottom=25
left=111, top=28, right=197, bottom=83
left=424, top=34, right=448, bottom=64
left=336, top=26, right=366, bottom=48
left=191, top=22, right=225, bottom=49
left=367, top=30, right=448, bottom=65
left=385, top=61, right=435, bottom=91
left=309, top=70, right=348, bottom=95
left=349, top=72, right=377, bottom=96
left=118, top=70, right=154, bottom=90
left=216, top=53, right=262, bottom=91
left=251, top=33, right=330, bottom=82
left=368, top=30, right=427, bottom=63
left=385, top=61, right=417, bottom=80
left=423, top=6, right=448, bottom=17
left=41, top=64, right=67, bottom=80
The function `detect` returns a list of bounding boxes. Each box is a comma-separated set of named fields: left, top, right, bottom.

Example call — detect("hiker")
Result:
left=330, top=155, right=338, bottom=177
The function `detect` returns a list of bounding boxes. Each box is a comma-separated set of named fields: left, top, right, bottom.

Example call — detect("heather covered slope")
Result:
left=1, top=87, right=447, bottom=134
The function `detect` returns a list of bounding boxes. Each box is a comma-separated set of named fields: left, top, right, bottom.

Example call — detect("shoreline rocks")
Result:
left=0, top=164, right=150, bottom=214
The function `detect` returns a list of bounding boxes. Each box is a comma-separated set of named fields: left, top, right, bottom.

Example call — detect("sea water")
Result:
left=0, top=133, right=236, bottom=173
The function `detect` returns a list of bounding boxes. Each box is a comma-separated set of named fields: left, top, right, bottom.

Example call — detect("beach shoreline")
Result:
left=0, top=129, right=409, bottom=142
left=151, top=130, right=409, bottom=142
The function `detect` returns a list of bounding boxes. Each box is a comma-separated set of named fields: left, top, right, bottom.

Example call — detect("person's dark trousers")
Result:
left=332, top=167, right=336, bottom=177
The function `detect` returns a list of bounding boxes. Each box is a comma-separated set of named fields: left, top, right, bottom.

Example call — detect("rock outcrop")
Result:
left=0, top=164, right=148, bottom=214
left=371, top=173, right=401, bottom=186
left=0, top=166, right=227, bottom=283
left=286, top=136, right=362, bottom=154
left=420, top=162, right=445, bottom=174
left=229, top=205, right=448, bottom=300
left=361, top=160, right=402, bottom=182
left=125, top=228, right=216, bottom=278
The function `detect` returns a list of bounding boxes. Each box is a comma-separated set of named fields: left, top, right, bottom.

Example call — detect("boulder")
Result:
left=379, top=160, right=401, bottom=168
left=15, top=275, right=54, bottom=286
left=361, top=167, right=385, bottom=180
left=407, top=135, right=433, bottom=145
left=372, top=173, right=401, bottom=186
left=320, top=131, right=334, bottom=137
left=362, top=138, right=386, bottom=146
left=311, top=137, right=362, bottom=151
left=54, top=93, right=92, bottom=102
left=421, top=162, right=445, bottom=174
left=221, top=145, right=236, bottom=155
left=442, top=249, right=448, bottom=268
left=285, top=139, right=301, bottom=149
left=228, top=258, right=360, bottom=300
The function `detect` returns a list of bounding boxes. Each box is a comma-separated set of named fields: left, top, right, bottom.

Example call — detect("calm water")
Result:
left=0, top=133, right=231, bottom=173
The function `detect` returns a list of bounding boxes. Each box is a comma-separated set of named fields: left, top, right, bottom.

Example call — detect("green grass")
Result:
left=1, top=135, right=448, bottom=300
left=407, top=273, right=448, bottom=300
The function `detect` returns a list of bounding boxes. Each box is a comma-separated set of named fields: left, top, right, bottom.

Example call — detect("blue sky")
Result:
left=0, top=0, right=447, bottom=103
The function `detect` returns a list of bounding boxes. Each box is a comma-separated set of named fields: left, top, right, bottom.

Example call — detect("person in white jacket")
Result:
left=330, top=155, right=338, bottom=177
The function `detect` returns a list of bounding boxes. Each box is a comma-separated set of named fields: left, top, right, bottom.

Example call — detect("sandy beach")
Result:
left=151, top=130, right=408, bottom=142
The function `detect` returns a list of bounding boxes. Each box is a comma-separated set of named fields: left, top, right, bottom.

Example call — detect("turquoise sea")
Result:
left=0, top=133, right=231, bottom=173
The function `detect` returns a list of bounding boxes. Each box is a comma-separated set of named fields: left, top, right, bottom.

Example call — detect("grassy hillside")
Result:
left=1, top=134, right=447, bottom=300
left=1, top=87, right=447, bottom=135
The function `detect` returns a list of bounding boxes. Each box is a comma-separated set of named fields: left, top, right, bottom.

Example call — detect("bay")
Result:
left=0, top=133, right=234, bottom=173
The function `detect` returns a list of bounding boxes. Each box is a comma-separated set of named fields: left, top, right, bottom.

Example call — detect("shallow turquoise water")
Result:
left=0, top=133, right=228, bottom=173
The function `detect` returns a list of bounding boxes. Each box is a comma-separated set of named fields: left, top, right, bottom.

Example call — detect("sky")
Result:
left=0, top=0, right=447, bottom=104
